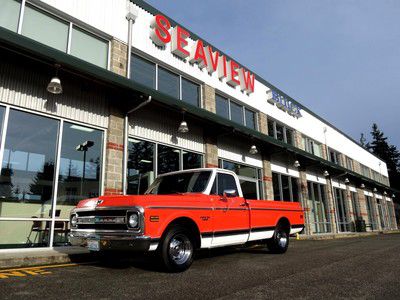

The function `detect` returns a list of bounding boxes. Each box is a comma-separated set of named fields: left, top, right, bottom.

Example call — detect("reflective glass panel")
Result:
left=22, top=5, right=69, bottom=52
left=0, top=110, right=58, bottom=218
left=276, top=123, right=284, bottom=142
left=158, top=67, right=179, bottom=99
left=281, top=174, right=290, bottom=201
left=70, top=26, right=108, bottom=68
left=57, top=122, right=103, bottom=219
left=268, top=120, right=275, bottom=138
left=0, top=0, right=21, bottom=32
left=286, top=128, right=294, bottom=145
left=230, top=102, right=243, bottom=125
left=157, top=144, right=179, bottom=175
left=216, top=95, right=229, bottom=119
left=240, top=179, right=257, bottom=199
left=245, top=109, right=255, bottom=129
left=182, top=151, right=202, bottom=170
left=181, top=78, right=199, bottom=107
left=291, top=177, right=299, bottom=202
left=130, top=55, right=156, bottom=89
left=127, top=138, right=155, bottom=195
left=272, top=172, right=281, bottom=201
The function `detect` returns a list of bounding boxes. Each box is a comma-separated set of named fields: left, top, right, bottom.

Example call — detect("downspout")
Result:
left=123, top=96, right=152, bottom=194
left=123, top=2, right=139, bottom=195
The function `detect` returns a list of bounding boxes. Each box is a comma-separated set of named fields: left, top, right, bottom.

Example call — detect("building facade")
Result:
left=0, top=0, right=397, bottom=250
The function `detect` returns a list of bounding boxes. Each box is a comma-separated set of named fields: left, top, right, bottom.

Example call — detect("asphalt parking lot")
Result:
left=0, top=234, right=399, bottom=299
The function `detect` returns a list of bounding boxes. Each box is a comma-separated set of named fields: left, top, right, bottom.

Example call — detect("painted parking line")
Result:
left=0, top=263, right=79, bottom=279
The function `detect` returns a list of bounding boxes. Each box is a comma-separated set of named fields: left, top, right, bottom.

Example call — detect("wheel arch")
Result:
left=162, top=217, right=201, bottom=249
left=276, top=217, right=291, bottom=235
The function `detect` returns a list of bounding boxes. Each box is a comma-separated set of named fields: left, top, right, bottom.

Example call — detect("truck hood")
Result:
left=76, top=193, right=209, bottom=209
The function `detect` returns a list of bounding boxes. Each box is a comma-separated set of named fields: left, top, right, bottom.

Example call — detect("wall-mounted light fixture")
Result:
left=178, top=111, right=189, bottom=133
left=47, top=64, right=62, bottom=94
left=323, top=170, right=329, bottom=177
left=249, top=145, right=258, bottom=155
left=360, top=183, right=365, bottom=188
left=294, top=160, right=301, bottom=168
left=344, top=178, right=350, bottom=184
left=373, top=188, right=378, bottom=192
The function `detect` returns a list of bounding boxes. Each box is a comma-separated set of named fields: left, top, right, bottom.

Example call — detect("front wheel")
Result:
left=159, top=226, right=194, bottom=272
left=266, top=225, right=289, bottom=254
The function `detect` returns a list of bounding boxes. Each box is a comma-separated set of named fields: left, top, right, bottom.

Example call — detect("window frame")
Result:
left=12, top=0, right=111, bottom=69
left=215, top=92, right=258, bottom=129
left=267, top=118, right=295, bottom=145
left=272, top=171, right=300, bottom=202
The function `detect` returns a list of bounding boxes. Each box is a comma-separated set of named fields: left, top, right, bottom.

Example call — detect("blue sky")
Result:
left=145, top=0, right=400, bottom=148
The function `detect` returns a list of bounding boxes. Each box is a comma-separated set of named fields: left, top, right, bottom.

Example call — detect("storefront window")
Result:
left=216, top=95, right=229, bottom=119
left=157, top=144, right=180, bottom=175
left=276, top=123, right=284, bottom=142
left=127, top=138, right=155, bottom=195
left=130, top=55, right=156, bottom=89
left=0, top=110, right=58, bottom=218
left=272, top=172, right=299, bottom=202
left=158, top=67, right=180, bottom=99
left=0, top=0, right=21, bottom=32
left=181, top=78, right=199, bottom=107
left=307, top=181, right=330, bottom=233
left=57, top=122, right=103, bottom=219
left=182, top=151, right=203, bottom=170
left=70, top=26, right=108, bottom=68
left=268, top=119, right=294, bottom=145
left=22, top=5, right=69, bottom=52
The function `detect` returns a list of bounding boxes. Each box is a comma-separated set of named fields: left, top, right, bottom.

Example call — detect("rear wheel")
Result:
left=266, top=224, right=289, bottom=254
left=159, top=226, right=194, bottom=272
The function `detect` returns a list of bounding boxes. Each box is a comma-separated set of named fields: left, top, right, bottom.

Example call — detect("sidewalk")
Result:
left=0, top=246, right=92, bottom=270
left=297, top=229, right=400, bottom=240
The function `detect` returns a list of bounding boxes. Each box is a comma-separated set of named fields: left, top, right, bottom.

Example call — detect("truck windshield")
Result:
left=145, top=171, right=212, bottom=195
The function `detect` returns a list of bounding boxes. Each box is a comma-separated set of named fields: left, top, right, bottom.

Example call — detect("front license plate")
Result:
left=87, top=239, right=100, bottom=251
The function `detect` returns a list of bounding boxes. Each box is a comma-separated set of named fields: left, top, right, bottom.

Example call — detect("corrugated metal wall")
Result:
left=129, top=106, right=204, bottom=153
left=218, top=136, right=262, bottom=168
left=0, top=55, right=109, bottom=128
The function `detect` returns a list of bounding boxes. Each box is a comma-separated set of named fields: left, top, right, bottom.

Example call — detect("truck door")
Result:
left=210, top=172, right=250, bottom=247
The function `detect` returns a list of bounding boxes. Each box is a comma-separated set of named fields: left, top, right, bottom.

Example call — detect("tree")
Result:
left=360, top=133, right=367, bottom=148
left=367, top=123, right=400, bottom=190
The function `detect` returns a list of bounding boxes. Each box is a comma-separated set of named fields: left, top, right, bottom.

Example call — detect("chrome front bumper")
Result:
left=69, top=229, right=154, bottom=252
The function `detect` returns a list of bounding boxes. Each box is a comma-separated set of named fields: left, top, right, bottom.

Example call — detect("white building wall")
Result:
left=38, top=0, right=389, bottom=178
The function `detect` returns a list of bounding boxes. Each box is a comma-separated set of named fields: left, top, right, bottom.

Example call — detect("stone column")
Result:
left=325, top=178, right=338, bottom=233
left=294, top=131, right=304, bottom=150
left=298, top=169, right=312, bottom=235
left=104, top=110, right=124, bottom=195
left=202, top=84, right=216, bottom=113
left=389, top=201, right=398, bottom=229
left=321, top=144, right=328, bottom=160
left=357, top=188, right=370, bottom=231
left=372, top=195, right=382, bottom=231
left=110, top=39, right=128, bottom=77
left=204, top=134, right=218, bottom=168
left=345, top=186, right=356, bottom=231
left=258, top=112, right=268, bottom=135
left=261, top=153, right=273, bottom=200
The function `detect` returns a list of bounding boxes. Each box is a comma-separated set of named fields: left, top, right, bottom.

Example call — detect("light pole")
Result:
left=76, top=140, right=94, bottom=196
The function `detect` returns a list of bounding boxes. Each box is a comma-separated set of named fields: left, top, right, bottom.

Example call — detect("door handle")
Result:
left=240, top=202, right=247, bottom=207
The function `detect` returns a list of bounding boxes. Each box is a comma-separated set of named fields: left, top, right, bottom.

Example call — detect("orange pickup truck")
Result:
left=70, top=168, right=304, bottom=272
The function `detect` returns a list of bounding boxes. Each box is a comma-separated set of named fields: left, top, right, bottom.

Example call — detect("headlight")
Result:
left=71, top=214, right=77, bottom=227
left=128, top=213, right=139, bottom=228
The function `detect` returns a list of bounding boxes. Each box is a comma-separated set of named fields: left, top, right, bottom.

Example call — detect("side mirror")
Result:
left=223, top=189, right=237, bottom=198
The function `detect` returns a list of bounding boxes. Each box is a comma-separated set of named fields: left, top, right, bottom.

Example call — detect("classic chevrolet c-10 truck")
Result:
left=70, top=168, right=304, bottom=272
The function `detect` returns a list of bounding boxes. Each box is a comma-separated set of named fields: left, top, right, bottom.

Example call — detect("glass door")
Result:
left=308, top=181, right=331, bottom=233
left=334, top=188, right=352, bottom=232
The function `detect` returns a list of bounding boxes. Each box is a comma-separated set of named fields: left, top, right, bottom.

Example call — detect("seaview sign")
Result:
left=150, top=15, right=256, bottom=94
left=268, top=90, right=302, bottom=118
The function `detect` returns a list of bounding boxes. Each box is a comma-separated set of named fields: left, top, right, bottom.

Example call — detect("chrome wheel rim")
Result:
left=277, top=231, right=288, bottom=248
left=168, top=234, right=193, bottom=265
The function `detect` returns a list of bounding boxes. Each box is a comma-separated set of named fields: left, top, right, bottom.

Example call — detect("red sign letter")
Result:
left=218, top=55, right=227, bottom=80
left=227, top=60, right=240, bottom=87
left=205, top=46, right=220, bottom=74
left=171, top=26, right=190, bottom=58
left=239, top=68, right=255, bottom=94
left=150, top=14, right=171, bottom=46
left=190, top=40, right=208, bottom=68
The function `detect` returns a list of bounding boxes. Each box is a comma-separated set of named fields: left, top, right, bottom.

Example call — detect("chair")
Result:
left=26, top=217, right=46, bottom=246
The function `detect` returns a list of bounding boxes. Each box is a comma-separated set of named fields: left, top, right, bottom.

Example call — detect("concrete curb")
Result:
left=295, top=230, right=400, bottom=241
left=0, top=247, right=93, bottom=270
